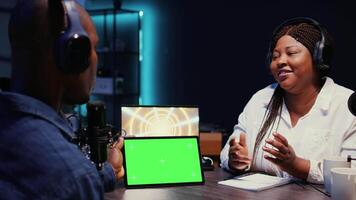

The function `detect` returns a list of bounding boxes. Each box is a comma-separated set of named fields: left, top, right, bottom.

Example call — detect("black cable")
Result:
left=65, top=113, right=80, bottom=130
left=293, top=180, right=306, bottom=189
left=308, top=183, right=330, bottom=197
left=292, top=180, right=330, bottom=197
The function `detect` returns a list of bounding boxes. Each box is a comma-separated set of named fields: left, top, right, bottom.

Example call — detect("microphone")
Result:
left=348, top=92, right=356, bottom=116
left=85, top=101, right=113, bottom=170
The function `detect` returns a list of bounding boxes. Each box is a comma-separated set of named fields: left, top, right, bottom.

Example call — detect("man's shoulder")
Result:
left=0, top=114, right=103, bottom=199
left=0, top=108, right=93, bottom=174
left=0, top=111, right=62, bottom=141
left=0, top=163, right=102, bottom=199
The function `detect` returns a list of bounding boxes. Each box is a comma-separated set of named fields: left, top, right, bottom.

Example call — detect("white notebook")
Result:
left=218, top=173, right=292, bottom=192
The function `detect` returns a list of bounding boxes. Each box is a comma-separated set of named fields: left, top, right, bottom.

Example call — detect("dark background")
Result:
left=135, top=0, right=356, bottom=133
left=1, top=0, right=355, bottom=134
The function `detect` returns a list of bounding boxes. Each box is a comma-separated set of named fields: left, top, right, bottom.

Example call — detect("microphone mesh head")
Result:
left=86, top=101, right=106, bottom=128
left=348, top=92, right=356, bottom=116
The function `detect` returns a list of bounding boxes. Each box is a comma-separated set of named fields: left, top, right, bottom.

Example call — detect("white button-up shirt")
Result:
left=220, top=77, right=356, bottom=183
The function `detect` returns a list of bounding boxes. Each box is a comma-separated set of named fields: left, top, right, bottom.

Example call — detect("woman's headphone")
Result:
left=54, top=0, right=91, bottom=74
left=266, top=17, right=331, bottom=74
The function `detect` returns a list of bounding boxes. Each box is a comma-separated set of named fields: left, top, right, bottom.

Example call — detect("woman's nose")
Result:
left=276, top=54, right=287, bottom=68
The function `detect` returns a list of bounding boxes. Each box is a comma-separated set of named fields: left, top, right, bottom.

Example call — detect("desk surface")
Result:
left=105, top=168, right=330, bottom=200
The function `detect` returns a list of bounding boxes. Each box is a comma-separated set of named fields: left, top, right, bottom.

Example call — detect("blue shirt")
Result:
left=0, top=92, right=116, bottom=199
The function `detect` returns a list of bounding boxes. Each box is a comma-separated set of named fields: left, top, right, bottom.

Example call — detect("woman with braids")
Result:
left=220, top=17, right=356, bottom=183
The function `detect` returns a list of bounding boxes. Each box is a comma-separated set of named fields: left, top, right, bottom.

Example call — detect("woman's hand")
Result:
left=262, top=132, right=310, bottom=179
left=108, top=137, right=125, bottom=181
left=228, top=133, right=251, bottom=171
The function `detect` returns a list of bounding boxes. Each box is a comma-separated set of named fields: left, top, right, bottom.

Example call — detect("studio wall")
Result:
left=1, top=0, right=355, bottom=134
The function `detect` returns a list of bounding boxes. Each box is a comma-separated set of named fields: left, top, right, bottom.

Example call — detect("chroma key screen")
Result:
left=123, top=137, right=204, bottom=188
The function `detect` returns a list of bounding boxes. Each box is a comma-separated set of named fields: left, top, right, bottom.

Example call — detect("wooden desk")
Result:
left=104, top=168, right=330, bottom=200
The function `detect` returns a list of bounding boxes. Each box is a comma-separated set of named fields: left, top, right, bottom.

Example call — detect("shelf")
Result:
left=87, top=6, right=141, bottom=127
left=87, top=8, right=140, bottom=15
left=92, top=92, right=140, bottom=97
left=96, top=47, right=139, bottom=55
left=92, top=76, right=139, bottom=95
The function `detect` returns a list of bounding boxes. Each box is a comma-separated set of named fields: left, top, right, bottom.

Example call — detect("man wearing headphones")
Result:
left=220, top=17, right=356, bottom=183
left=0, top=0, right=123, bottom=199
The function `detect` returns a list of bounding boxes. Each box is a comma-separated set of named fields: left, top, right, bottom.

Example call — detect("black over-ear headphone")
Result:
left=266, top=17, right=330, bottom=73
left=54, top=0, right=91, bottom=74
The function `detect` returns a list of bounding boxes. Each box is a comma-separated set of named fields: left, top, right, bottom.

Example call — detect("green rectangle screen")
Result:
left=124, top=137, right=204, bottom=187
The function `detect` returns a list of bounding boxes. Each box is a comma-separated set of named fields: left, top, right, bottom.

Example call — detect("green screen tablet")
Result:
left=123, top=136, right=204, bottom=188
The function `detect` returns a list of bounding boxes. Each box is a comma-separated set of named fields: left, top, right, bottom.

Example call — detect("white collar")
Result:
left=263, top=77, right=334, bottom=113
left=313, top=77, right=334, bottom=113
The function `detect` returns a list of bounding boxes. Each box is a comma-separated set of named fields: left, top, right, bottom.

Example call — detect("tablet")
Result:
left=123, top=136, right=204, bottom=188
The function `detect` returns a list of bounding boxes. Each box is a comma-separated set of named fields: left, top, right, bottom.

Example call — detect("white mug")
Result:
left=323, top=156, right=351, bottom=194
left=330, top=167, right=356, bottom=200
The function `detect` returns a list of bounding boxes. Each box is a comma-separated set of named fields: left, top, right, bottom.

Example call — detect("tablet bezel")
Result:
left=123, top=136, right=205, bottom=188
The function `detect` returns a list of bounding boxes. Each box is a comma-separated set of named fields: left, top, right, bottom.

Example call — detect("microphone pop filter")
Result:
left=348, top=92, right=356, bottom=116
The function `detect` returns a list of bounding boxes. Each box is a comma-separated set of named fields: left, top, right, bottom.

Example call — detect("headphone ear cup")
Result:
left=64, top=35, right=91, bottom=73
left=54, top=31, right=91, bottom=74
left=313, top=40, right=330, bottom=77
left=313, top=40, right=329, bottom=71
left=54, top=0, right=91, bottom=74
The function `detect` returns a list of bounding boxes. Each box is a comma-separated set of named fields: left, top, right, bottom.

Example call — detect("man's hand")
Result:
left=228, top=133, right=251, bottom=171
left=107, top=137, right=125, bottom=181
